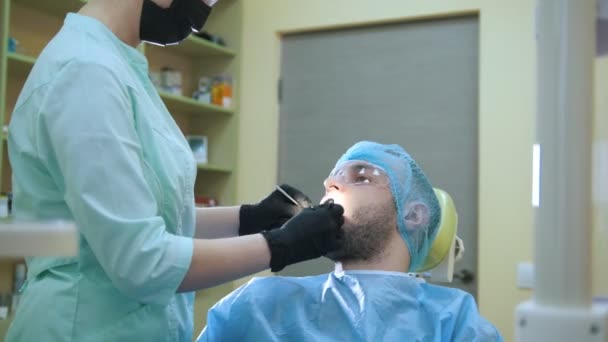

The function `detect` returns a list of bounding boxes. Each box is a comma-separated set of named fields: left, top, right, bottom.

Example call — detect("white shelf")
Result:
left=0, top=221, right=78, bottom=257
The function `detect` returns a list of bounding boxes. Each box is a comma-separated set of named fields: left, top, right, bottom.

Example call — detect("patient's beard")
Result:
left=326, top=201, right=396, bottom=263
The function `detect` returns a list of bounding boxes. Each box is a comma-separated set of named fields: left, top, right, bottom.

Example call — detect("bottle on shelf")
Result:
left=221, top=76, right=233, bottom=108
left=195, top=196, right=218, bottom=208
left=160, top=67, right=182, bottom=96
left=211, top=76, right=223, bottom=106
left=193, top=77, right=212, bottom=104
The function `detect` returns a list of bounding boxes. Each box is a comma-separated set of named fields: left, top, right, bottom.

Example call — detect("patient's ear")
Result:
left=404, top=202, right=430, bottom=229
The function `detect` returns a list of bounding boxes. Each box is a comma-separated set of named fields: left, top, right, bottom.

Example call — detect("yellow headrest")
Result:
left=415, top=188, right=458, bottom=272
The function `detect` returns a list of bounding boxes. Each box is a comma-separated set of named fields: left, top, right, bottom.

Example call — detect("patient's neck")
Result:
left=338, top=230, right=411, bottom=273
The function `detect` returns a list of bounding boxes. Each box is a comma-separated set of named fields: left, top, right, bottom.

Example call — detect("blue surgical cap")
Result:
left=335, top=141, right=441, bottom=271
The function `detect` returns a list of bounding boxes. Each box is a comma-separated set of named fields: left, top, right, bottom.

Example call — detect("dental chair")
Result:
left=411, top=188, right=463, bottom=283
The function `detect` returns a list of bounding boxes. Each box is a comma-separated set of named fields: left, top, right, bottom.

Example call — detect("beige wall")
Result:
left=593, top=57, right=608, bottom=294
left=237, top=1, right=608, bottom=341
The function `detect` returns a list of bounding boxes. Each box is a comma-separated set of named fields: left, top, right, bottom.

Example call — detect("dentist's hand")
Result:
left=261, top=201, right=344, bottom=272
left=239, top=184, right=312, bottom=236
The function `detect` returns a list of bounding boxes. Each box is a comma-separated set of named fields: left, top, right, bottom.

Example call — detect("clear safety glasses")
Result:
left=325, top=160, right=390, bottom=187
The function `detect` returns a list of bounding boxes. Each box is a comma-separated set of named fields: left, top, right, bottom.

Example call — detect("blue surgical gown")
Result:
left=7, top=13, right=196, bottom=342
left=198, top=270, right=503, bottom=341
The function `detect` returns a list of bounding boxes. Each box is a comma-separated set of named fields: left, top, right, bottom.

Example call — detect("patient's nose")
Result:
left=323, top=177, right=342, bottom=192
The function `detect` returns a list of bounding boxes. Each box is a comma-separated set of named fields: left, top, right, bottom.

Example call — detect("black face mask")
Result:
left=140, top=0, right=212, bottom=46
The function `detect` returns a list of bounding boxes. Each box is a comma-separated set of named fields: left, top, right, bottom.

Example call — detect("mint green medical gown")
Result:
left=6, top=13, right=196, bottom=342
left=198, top=271, right=503, bottom=341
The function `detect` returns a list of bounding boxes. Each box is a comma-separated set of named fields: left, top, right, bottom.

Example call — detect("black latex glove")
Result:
left=239, top=184, right=313, bottom=236
left=261, top=201, right=345, bottom=272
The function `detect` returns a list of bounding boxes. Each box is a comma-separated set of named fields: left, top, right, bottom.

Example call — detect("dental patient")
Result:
left=198, top=141, right=503, bottom=341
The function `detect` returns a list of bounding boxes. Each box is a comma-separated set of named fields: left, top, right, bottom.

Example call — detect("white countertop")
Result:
left=0, top=220, right=78, bottom=258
